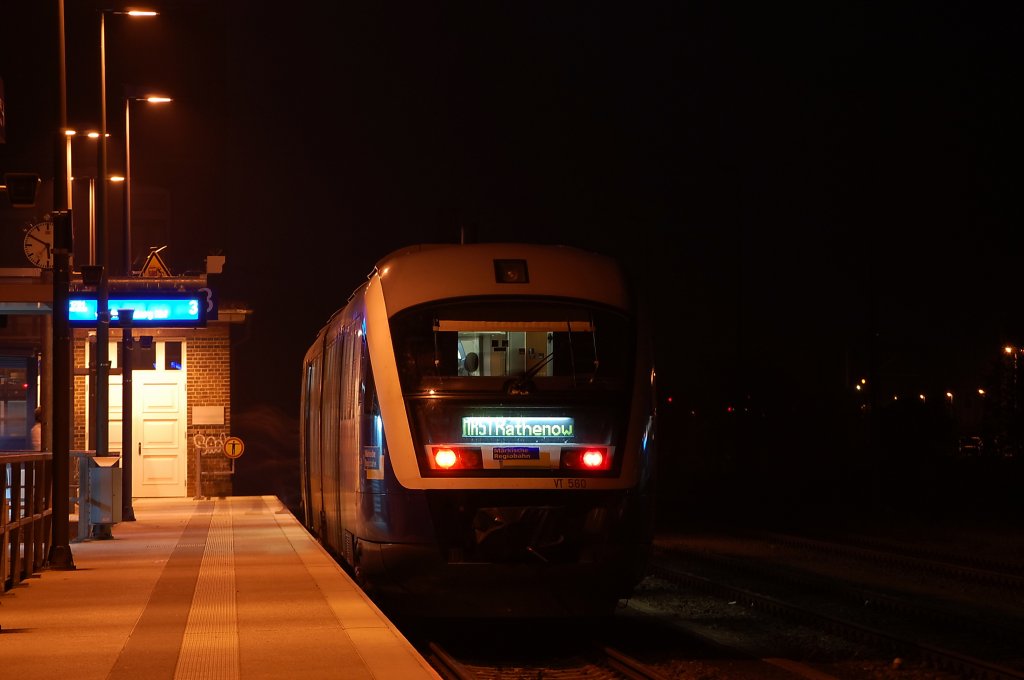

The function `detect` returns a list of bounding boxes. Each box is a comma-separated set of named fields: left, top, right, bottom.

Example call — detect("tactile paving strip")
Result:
left=174, top=501, right=239, bottom=679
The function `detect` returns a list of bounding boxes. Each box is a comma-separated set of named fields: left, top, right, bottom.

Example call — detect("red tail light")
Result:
left=434, top=448, right=457, bottom=469
left=560, top=447, right=611, bottom=471
left=582, top=449, right=605, bottom=468
left=430, top=446, right=483, bottom=470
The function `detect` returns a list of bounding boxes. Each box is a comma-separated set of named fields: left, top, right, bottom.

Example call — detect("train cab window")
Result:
left=390, top=301, right=633, bottom=393
left=453, top=327, right=558, bottom=378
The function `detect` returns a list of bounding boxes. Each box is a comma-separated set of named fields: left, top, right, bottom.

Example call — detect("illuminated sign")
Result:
left=461, top=417, right=575, bottom=439
left=69, top=293, right=206, bottom=327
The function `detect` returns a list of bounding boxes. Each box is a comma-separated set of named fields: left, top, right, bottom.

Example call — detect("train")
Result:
left=299, top=242, right=657, bottom=618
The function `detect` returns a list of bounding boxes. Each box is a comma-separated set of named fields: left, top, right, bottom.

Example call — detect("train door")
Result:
left=93, top=339, right=188, bottom=497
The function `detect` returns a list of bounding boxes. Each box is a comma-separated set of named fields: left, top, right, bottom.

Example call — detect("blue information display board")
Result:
left=69, top=293, right=207, bottom=327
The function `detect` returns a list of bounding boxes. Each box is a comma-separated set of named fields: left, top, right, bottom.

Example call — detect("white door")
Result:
left=101, top=340, right=188, bottom=498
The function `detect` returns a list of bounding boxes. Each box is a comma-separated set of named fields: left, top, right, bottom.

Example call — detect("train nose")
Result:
left=472, top=506, right=567, bottom=563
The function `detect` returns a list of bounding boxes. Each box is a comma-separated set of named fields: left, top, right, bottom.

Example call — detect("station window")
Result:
left=94, top=339, right=186, bottom=373
left=0, top=357, right=33, bottom=450
left=165, top=342, right=183, bottom=370
left=108, top=340, right=157, bottom=370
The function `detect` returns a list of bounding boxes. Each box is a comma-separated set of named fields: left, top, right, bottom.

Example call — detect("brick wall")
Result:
left=187, top=326, right=233, bottom=497
left=73, top=341, right=87, bottom=450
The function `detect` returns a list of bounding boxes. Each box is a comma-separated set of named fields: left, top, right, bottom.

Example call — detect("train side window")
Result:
left=359, top=331, right=379, bottom=416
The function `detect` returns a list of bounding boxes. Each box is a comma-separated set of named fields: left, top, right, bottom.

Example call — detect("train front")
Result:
left=359, top=245, right=657, bottom=618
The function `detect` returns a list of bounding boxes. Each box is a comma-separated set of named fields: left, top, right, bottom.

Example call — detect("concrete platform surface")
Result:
left=0, top=496, right=441, bottom=680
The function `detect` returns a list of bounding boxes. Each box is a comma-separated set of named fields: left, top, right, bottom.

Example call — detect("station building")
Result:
left=0, top=251, right=250, bottom=499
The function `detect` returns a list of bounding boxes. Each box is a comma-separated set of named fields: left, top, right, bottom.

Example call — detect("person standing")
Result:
left=30, top=407, right=42, bottom=450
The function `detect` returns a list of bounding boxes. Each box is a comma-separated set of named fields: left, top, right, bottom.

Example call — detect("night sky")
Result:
left=3, top=2, right=1022, bottom=522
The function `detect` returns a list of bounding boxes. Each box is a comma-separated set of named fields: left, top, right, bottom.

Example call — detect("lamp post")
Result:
left=124, top=95, right=171, bottom=275
left=119, top=309, right=136, bottom=521
left=47, top=0, right=74, bottom=570
left=95, top=10, right=157, bottom=508
left=95, top=9, right=111, bottom=492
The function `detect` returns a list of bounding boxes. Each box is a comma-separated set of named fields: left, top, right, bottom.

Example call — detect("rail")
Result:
left=1, top=451, right=53, bottom=592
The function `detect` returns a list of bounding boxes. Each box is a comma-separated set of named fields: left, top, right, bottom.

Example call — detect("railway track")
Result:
left=405, top=530, right=1023, bottom=680
left=426, top=641, right=670, bottom=680
left=750, top=530, right=1024, bottom=591
left=647, top=535, right=1024, bottom=680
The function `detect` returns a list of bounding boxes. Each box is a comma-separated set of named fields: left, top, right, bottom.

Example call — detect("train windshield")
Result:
left=390, top=300, right=634, bottom=394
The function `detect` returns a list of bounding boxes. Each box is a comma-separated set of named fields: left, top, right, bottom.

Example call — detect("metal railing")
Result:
left=1, top=451, right=53, bottom=592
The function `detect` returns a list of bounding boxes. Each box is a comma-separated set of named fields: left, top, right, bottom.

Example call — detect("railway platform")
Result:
left=0, top=495, right=440, bottom=680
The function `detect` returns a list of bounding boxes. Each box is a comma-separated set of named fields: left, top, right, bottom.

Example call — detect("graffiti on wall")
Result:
left=193, top=432, right=230, bottom=456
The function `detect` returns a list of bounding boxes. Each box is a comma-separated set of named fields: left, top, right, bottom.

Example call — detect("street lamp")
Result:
left=95, top=8, right=157, bottom=499
left=124, top=95, right=172, bottom=275
left=62, top=128, right=75, bottom=210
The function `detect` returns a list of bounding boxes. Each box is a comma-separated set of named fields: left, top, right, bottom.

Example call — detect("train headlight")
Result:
left=560, top=447, right=611, bottom=471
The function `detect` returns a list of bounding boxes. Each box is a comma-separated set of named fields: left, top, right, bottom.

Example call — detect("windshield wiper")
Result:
left=589, top=314, right=600, bottom=383
left=504, top=350, right=554, bottom=395
left=525, top=351, right=555, bottom=380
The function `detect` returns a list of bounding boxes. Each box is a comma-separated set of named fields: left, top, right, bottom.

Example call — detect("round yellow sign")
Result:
left=223, top=436, right=245, bottom=459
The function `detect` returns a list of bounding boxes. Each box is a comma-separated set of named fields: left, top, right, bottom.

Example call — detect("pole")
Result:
left=47, top=0, right=75, bottom=570
left=96, top=12, right=110, bottom=458
left=91, top=11, right=112, bottom=539
left=123, top=99, right=132, bottom=275
left=54, top=0, right=68, bottom=212
left=47, top=0, right=67, bottom=457
left=119, top=311, right=136, bottom=520
left=47, top=211, right=75, bottom=569
left=89, top=178, right=96, bottom=263
left=194, top=441, right=205, bottom=500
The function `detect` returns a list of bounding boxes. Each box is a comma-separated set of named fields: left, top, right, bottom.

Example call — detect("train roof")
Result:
left=302, top=243, right=637, bottom=365
left=371, top=242, right=633, bottom=315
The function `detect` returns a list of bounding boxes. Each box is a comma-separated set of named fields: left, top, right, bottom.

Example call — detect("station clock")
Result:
left=23, top=220, right=54, bottom=269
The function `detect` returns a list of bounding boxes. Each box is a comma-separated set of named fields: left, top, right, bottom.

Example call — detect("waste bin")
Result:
left=88, top=456, right=122, bottom=525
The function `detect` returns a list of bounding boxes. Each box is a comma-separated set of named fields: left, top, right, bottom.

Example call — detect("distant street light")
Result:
left=66, top=129, right=109, bottom=277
